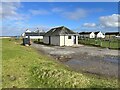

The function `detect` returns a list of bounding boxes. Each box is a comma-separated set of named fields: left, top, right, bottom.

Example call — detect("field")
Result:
left=79, top=38, right=120, bottom=49
left=2, top=38, right=119, bottom=88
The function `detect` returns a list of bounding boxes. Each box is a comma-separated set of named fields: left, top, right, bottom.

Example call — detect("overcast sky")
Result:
left=1, top=2, right=119, bottom=36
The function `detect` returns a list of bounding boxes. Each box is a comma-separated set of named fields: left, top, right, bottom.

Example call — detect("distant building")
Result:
left=22, top=29, right=45, bottom=39
left=43, top=26, right=79, bottom=46
left=79, top=32, right=93, bottom=38
left=94, top=31, right=105, bottom=38
left=90, top=32, right=95, bottom=38
left=25, top=29, right=31, bottom=33
left=105, top=32, right=120, bottom=39
left=79, top=31, right=105, bottom=38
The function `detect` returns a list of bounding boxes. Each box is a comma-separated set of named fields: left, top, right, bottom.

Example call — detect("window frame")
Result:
left=68, top=36, right=72, bottom=39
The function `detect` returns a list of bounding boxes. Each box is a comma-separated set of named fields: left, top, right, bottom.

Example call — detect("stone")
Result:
left=55, top=56, right=58, bottom=60
left=12, top=86, right=17, bottom=88
left=25, top=44, right=29, bottom=46
left=9, top=75, right=16, bottom=81
left=60, top=55, right=64, bottom=58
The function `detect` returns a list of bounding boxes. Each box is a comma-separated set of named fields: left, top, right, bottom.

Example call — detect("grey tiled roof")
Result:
left=79, top=32, right=92, bottom=34
left=105, top=32, right=120, bottom=35
left=94, top=31, right=100, bottom=35
left=25, top=32, right=45, bottom=36
left=44, top=26, right=78, bottom=36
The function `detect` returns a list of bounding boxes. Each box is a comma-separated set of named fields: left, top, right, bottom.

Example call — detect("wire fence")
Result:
left=78, top=38, right=120, bottom=49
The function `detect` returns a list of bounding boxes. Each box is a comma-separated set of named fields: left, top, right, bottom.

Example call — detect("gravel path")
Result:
left=32, top=43, right=119, bottom=78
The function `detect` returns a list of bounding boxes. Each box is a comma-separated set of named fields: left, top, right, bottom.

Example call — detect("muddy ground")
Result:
left=32, top=43, right=119, bottom=78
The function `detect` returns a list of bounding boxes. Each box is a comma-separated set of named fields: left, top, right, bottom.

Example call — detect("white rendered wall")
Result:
left=43, top=35, right=78, bottom=46
left=90, top=32, right=95, bottom=38
left=76, top=36, right=78, bottom=45
left=97, top=32, right=105, bottom=38
left=64, top=36, right=74, bottom=46
left=26, top=36, right=43, bottom=39
left=60, top=36, right=65, bottom=46
left=60, top=36, right=78, bottom=46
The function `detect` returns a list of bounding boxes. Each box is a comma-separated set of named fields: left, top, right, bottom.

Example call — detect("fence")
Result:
left=78, top=38, right=120, bottom=49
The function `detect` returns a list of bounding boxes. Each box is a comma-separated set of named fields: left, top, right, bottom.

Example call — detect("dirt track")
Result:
left=32, top=43, right=119, bottom=78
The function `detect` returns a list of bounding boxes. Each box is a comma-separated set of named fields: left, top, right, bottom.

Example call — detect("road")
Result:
left=32, top=43, right=119, bottom=78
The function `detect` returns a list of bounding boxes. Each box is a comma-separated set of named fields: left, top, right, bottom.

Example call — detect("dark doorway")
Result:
left=74, top=35, right=76, bottom=44
left=49, top=36, right=51, bottom=45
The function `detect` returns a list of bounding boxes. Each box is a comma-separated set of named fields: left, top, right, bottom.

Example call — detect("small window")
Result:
left=68, top=36, right=71, bottom=39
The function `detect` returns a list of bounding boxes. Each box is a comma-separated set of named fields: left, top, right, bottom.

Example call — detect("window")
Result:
left=68, top=36, right=71, bottom=39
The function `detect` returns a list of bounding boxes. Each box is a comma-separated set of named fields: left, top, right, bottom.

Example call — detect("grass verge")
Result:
left=2, top=38, right=119, bottom=88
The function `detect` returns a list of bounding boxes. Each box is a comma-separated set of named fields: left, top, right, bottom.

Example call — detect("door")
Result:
left=49, top=36, right=51, bottom=45
left=74, top=35, right=76, bottom=44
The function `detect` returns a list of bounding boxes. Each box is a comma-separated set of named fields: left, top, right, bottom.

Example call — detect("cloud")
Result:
left=52, top=8, right=63, bottom=12
left=29, top=9, right=50, bottom=15
left=80, top=14, right=120, bottom=32
left=28, top=8, right=87, bottom=21
left=1, top=2, right=31, bottom=36
left=1, top=2, right=28, bottom=20
left=2, top=20, right=28, bottom=36
left=62, top=8, right=87, bottom=20
left=29, top=7, right=64, bottom=16
left=52, top=8, right=104, bottom=21
left=29, top=7, right=103, bottom=21
left=83, top=23, right=96, bottom=27
left=99, top=14, right=120, bottom=27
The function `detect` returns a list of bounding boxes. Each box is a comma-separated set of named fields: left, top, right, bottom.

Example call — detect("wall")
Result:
left=43, top=36, right=49, bottom=44
left=90, top=32, right=95, bottom=38
left=43, top=35, right=78, bottom=46
left=97, top=32, right=105, bottom=38
left=51, top=36, right=60, bottom=45
left=60, top=35, right=78, bottom=46
left=84, top=34, right=90, bottom=38
left=25, top=36, right=43, bottom=39
left=43, top=36, right=60, bottom=45
left=105, top=35, right=116, bottom=39
left=76, top=36, right=78, bottom=45
left=60, top=36, right=65, bottom=46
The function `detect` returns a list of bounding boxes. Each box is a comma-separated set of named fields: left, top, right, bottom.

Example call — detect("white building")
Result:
left=25, top=29, right=31, bottom=33
left=79, top=31, right=105, bottom=39
left=90, top=32, right=95, bottom=38
left=43, top=26, right=79, bottom=46
left=79, top=32, right=95, bottom=38
left=22, top=29, right=45, bottom=39
left=95, top=31, right=105, bottom=38
left=105, top=32, right=120, bottom=39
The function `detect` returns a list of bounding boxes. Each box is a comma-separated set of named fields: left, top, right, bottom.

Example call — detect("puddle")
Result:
left=63, top=56, right=119, bottom=78
left=103, top=56, right=119, bottom=64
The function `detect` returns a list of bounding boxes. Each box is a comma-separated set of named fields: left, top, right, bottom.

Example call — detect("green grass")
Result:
left=79, top=38, right=120, bottom=49
left=2, top=38, right=119, bottom=88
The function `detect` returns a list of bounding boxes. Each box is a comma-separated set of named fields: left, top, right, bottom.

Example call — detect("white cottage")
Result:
left=90, top=32, right=95, bottom=38
left=43, top=26, right=79, bottom=46
left=79, top=32, right=95, bottom=38
left=95, top=31, right=105, bottom=38
left=79, top=31, right=105, bottom=38
left=22, top=29, right=45, bottom=39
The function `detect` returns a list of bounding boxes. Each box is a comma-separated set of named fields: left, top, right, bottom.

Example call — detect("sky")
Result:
left=1, top=2, right=119, bottom=36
